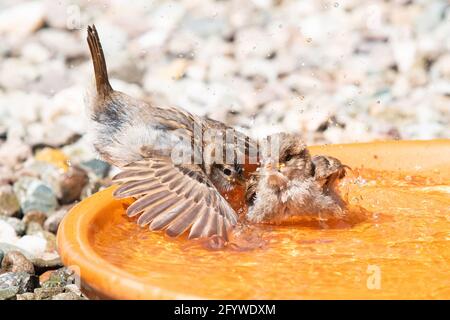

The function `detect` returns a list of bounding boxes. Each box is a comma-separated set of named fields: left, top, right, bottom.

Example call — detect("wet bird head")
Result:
left=266, top=132, right=313, bottom=181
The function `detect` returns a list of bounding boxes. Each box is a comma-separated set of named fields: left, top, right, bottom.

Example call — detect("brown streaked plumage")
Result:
left=113, top=157, right=237, bottom=240
left=86, top=25, right=257, bottom=239
left=245, top=133, right=348, bottom=224
left=312, top=155, right=349, bottom=193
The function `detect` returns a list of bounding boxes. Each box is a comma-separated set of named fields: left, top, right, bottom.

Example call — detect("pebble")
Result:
left=16, top=292, right=35, bottom=300
left=34, top=148, right=69, bottom=172
left=64, top=283, right=82, bottom=296
left=24, top=161, right=62, bottom=199
left=33, top=286, right=64, bottom=300
left=15, top=235, right=47, bottom=258
left=80, top=159, right=111, bottom=179
left=23, top=211, right=47, bottom=227
left=38, top=270, right=54, bottom=285
left=0, top=217, right=26, bottom=236
left=42, top=231, right=57, bottom=252
left=44, top=207, right=70, bottom=234
left=0, top=243, right=34, bottom=261
left=13, top=177, right=58, bottom=214
left=40, top=267, right=75, bottom=288
left=1, top=251, right=35, bottom=275
left=26, top=221, right=44, bottom=235
left=0, top=185, right=20, bottom=217
left=52, top=292, right=84, bottom=300
left=0, top=272, right=37, bottom=299
left=0, top=220, right=17, bottom=243
left=59, top=165, right=89, bottom=204
left=31, top=255, right=62, bottom=272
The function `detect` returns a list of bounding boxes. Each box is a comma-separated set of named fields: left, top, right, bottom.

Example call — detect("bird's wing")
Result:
left=112, top=157, right=238, bottom=240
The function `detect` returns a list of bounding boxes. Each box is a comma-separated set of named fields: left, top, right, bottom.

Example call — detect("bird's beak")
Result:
left=277, top=163, right=285, bottom=171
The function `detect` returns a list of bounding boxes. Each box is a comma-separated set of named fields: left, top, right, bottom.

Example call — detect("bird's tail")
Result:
left=87, top=25, right=112, bottom=97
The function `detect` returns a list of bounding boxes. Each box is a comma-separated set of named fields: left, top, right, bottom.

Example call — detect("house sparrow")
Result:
left=245, top=133, right=347, bottom=224
left=86, top=25, right=258, bottom=240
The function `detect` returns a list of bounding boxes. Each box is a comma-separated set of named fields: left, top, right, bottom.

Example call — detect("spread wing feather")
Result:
left=112, top=157, right=238, bottom=240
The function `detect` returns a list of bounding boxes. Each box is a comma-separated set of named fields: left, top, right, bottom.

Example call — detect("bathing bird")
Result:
left=86, top=25, right=258, bottom=240
left=245, top=133, right=348, bottom=224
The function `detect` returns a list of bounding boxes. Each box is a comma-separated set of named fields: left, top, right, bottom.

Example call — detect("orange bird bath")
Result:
left=56, top=140, right=450, bottom=299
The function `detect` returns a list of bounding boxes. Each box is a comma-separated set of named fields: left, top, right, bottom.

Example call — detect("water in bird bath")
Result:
left=91, top=167, right=450, bottom=299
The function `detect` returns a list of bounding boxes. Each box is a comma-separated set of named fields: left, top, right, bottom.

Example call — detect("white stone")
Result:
left=0, top=220, right=18, bottom=243
left=15, top=235, right=48, bottom=257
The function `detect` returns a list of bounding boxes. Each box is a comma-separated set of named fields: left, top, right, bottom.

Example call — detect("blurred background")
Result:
left=0, top=0, right=449, bottom=299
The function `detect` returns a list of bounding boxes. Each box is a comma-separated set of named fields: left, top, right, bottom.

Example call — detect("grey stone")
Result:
left=0, top=272, right=37, bottom=299
left=64, top=284, right=82, bottom=296
left=80, top=159, right=110, bottom=178
left=41, top=267, right=75, bottom=288
left=13, top=177, right=58, bottom=214
left=0, top=286, right=18, bottom=300
left=52, top=292, right=85, bottom=300
left=23, top=161, right=62, bottom=198
left=33, top=286, right=64, bottom=300
left=16, top=292, right=35, bottom=300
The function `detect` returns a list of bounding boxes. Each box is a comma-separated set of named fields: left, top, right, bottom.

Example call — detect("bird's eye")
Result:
left=223, top=168, right=232, bottom=176
left=285, top=154, right=293, bottom=162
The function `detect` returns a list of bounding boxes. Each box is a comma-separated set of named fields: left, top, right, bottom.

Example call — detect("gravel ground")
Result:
left=0, top=0, right=449, bottom=299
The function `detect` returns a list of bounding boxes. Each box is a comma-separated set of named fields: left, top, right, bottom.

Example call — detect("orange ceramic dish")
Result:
left=57, top=140, right=450, bottom=299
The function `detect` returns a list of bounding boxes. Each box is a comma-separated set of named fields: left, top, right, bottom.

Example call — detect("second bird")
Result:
left=245, top=133, right=348, bottom=224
